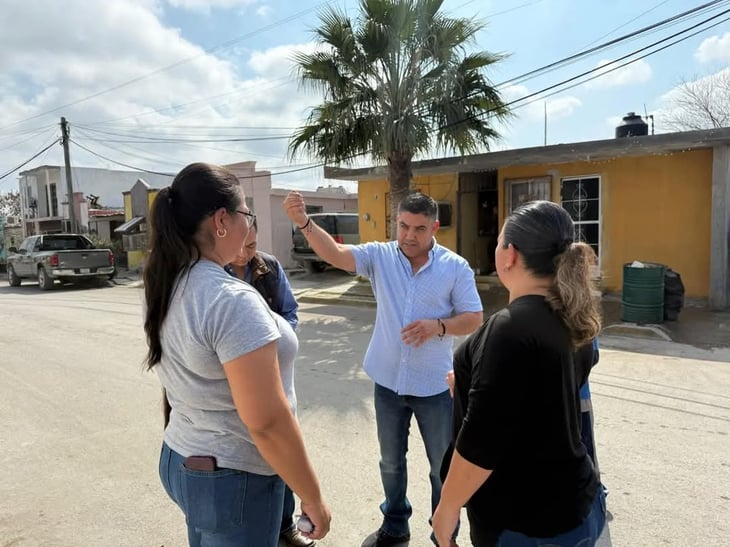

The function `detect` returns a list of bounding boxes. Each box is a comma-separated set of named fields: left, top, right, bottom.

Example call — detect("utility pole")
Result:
left=60, top=117, right=76, bottom=233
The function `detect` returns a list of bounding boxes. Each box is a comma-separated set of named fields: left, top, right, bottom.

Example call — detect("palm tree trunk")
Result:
left=387, top=152, right=413, bottom=239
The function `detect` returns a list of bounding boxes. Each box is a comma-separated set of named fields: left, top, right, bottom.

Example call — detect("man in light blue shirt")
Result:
left=284, top=191, right=483, bottom=547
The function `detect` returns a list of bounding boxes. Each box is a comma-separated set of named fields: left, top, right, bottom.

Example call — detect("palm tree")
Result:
left=290, top=0, right=510, bottom=236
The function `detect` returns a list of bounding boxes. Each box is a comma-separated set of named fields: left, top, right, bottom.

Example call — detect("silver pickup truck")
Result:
left=6, top=234, right=116, bottom=290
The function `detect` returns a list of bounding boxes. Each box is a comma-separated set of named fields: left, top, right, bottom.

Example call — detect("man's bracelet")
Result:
left=437, top=318, right=446, bottom=338
left=297, top=217, right=311, bottom=231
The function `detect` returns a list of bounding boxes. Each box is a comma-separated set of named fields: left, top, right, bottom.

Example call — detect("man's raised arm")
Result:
left=283, top=191, right=357, bottom=273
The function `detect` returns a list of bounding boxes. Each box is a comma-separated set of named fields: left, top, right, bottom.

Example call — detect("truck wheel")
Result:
left=37, top=267, right=54, bottom=290
left=7, top=265, right=21, bottom=287
left=304, top=261, right=326, bottom=274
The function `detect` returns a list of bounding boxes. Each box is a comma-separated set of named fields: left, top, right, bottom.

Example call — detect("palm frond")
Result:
left=291, top=0, right=511, bottom=168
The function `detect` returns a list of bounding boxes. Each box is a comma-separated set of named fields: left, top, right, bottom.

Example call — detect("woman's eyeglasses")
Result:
left=236, top=210, right=256, bottom=228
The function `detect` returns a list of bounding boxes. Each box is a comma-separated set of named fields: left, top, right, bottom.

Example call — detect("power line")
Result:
left=441, top=7, right=730, bottom=133
left=69, top=139, right=176, bottom=177
left=75, top=7, right=727, bottom=179
left=574, top=0, right=675, bottom=52
left=0, top=138, right=60, bottom=182
left=82, top=77, right=293, bottom=127
left=500, top=0, right=729, bottom=88
left=291, top=5, right=730, bottom=170
left=76, top=127, right=293, bottom=161
left=0, top=127, right=59, bottom=154
left=75, top=1, right=548, bottom=130
left=0, top=3, right=331, bottom=132
left=73, top=124, right=292, bottom=141
left=515, top=15, right=730, bottom=118
left=69, top=137, right=328, bottom=180
left=9, top=1, right=723, bottom=185
left=70, top=135, right=292, bottom=144
left=72, top=128, right=185, bottom=169
left=0, top=123, right=57, bottom=141
left=77, top=0, right=729, bottom=145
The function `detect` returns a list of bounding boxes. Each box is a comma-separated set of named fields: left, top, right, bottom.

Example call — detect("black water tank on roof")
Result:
left=615, top=112, right=648, bottom=138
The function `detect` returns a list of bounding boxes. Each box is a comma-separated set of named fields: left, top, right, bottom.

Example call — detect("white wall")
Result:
left=62, top=167, right=171, bottom=208
left=19, top=166, right=172, bottom=224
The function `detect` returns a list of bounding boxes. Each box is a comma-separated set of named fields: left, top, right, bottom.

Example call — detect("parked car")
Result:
left=291, top=212, right=360, bottom=273
left=7, top=234, right=116, bottom=290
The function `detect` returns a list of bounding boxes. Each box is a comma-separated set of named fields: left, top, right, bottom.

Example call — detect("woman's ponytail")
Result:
left=143, top=186, right=195, bottom=369
left=546, top=242, right=602, bottom=347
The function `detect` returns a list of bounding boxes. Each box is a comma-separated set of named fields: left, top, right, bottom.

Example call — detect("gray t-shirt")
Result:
left=155, top=259, right=298, bottom=474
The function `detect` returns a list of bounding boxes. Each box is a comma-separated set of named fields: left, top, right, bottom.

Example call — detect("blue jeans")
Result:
left=280, top=485, right=296, bottom=533
left=159, top=443, right=285, bottom=547
left=494, top=487, right=607, bottom=547
left=374, top=383, right=453, bottom=537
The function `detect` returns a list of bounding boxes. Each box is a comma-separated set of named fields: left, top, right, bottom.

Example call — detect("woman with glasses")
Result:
left=432, top=200, right=604, bottom=547
left=144, top=163, right=331, bottom=546
left=225, top=218, right=310, bottom=547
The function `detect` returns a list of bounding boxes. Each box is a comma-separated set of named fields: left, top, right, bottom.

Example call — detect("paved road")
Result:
left=1, top=279, right=728, bottom=546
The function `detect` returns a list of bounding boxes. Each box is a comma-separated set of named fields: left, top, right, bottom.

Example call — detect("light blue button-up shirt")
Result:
left=351, top=240, right=483, bottom=397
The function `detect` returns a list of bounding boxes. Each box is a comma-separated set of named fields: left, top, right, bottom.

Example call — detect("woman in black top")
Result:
left=432, top=201, right=604, bottom=547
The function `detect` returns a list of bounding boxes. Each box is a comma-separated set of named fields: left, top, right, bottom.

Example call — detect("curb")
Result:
left=297, top=292, right=377, bottom=308
left=601, top=323, right=672, bottom=341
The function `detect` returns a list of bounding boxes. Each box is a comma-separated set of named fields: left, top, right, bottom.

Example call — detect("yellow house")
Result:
left=116, top=179, right=159, bottom=270
left=325, top=127, right=730, bottom=309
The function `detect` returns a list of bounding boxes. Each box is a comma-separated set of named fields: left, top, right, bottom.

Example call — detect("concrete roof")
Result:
left=324, top=126, right=730, bottom=181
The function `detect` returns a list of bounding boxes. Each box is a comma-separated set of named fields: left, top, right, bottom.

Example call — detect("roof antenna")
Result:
left=643, top=103, right=655, bottom=135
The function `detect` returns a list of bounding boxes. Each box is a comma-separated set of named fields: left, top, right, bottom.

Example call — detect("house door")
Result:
left=458, top=171, right=498, bottom=275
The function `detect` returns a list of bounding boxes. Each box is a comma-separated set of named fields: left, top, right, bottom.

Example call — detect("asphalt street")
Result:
left=0, top=277, right=728, bottom=546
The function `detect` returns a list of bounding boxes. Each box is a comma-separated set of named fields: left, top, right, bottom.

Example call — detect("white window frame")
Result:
left=560, top=175, right=601, bottom=272
left=505, top=176, right=552, bottom=215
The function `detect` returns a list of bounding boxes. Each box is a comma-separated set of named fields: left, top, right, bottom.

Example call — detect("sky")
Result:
left=1, top=0, right=729, bottom=197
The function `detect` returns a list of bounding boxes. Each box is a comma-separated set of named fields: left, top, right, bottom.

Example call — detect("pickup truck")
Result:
left=6, top=234, right=116, bottom=290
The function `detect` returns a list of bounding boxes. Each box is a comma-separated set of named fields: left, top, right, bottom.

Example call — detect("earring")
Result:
left=216, top=228, right=227, bottom=238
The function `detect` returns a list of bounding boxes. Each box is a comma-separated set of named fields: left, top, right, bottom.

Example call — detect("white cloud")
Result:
left=584, top=59, right=652, bottom=90
left=501, top=84, right=582, bottom=122
left=500, top=84, right=529, bottom=104
left=256, top=5, right=272, bottom=17
left=248, top=44, right=315, bottom=78
left=694, top=32, right=730, bottom=64
left=0, top=0, right=325, bottom=192
left=165, top=0, right=257, bottom=13
left=538, top=96, right=583, bottom=120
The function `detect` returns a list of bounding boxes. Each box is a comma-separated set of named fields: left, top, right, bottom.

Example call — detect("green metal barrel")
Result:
left=621, top=263, right=665, bottom=324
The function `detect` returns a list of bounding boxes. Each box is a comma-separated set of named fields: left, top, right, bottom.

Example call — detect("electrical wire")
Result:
left=70, top=137, right=329, bottom=180
left=512, top=15, right=730, bottom=121
left=72, top=0, right=730, bottom=145
left=69, top=139, right=176, bottom=177
left=73, top=124, right=291, bottom=140
left=499, top=0, right=729, bottom=88
left=82, top=77, right=293, bottom=127
left=0, top=138, right=60, bottom=182
left=70, top=135, right=292, bottom=144
left=64, top=6, right=730, bottom=183
left=0, top=3, right=332, bottom=132
left=72, top=128, right=185, bottom=169
left=8, top=1, right=725, bottom=183
left=574, top=0, right=675, bottom=53
left=433, top=6, right=730, bottom=134
left=0, top=127, right=59, bottom=154
left=0, top=123, right=57, bottom=141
